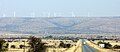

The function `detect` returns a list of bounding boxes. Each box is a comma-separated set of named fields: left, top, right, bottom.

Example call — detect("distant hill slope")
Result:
left=0, top=17, right=120, bottom=34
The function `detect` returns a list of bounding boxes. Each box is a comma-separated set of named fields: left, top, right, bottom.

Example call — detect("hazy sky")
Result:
left=0, top=0, right=120, bottom=17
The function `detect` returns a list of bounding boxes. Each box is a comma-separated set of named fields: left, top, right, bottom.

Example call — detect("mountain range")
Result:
left=0, top=17, right=120, bottom=35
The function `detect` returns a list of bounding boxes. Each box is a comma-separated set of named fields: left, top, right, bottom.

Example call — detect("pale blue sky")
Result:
left=0, top=0, right=120, bottom=17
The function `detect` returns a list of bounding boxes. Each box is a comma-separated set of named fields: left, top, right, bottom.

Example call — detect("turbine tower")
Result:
left=13, top=11, right=16, bottom=17
left=88, top=12, right=90, bottom=17
left=54, top=12, right=56, bottom=17
left=2, top=13, right=6, bottom=17
left=31, top=12, right=35, bottom=17
left=58, top=12, right=61, bottom=17
left=47, top=12, right=50, bottom=17
left=72, top=12, right=75, bottom=17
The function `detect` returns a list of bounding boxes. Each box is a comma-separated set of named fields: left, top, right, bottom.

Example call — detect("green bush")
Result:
left=113, top=45, right=120, bottom=49
left=0, top=39, right=7, bottom=52
left=98, top=41, right=112, bottom=49
left=11, top=45, right=16, bottom=48
left=28, top=36, right=46, bottom=52
left=59, top=41, right=71, bottom=48
left=104, top=42, right=112, bottom=49
left=19, top=45, right=25, bottom=49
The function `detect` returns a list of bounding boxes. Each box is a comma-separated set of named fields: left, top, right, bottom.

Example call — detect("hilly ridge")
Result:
left=0, top=17, right=120, bottom=34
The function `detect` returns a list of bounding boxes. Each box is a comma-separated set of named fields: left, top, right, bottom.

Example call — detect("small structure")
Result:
left=99, top=44, right=105, bottom=48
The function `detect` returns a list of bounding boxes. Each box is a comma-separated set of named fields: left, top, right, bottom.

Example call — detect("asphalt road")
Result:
left=82, top=39, right=98, bottom=52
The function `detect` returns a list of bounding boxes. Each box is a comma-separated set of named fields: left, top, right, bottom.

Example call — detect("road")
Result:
left=82, top=39, right=98, bottom=52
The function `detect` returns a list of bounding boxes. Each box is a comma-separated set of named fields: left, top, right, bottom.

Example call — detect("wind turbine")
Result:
left=47, top=12, right=50, bottom=17
left=72, top=12, right=75, bottom=17
left=31, top=12, right=35, bottom=17
left=2, top=13, right=6, bottom=17
left=88, top=12, right=90, bottom=17
left=53, top=12, right=56, bottom=17
left=59, top=12, right=62, bottom=17
left=13, top=11, right=16, bottom=17
left=58, top=12, right=62, bottom=17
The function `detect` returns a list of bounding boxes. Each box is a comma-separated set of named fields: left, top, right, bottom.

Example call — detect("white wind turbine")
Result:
left=47, top=12, right=50, bottom=17
left=13, top=11, right=16, bottom=17
left=2, top=13, right=6, bottom=17
left=53, top=12, right=56, bottom=17
left=72, top=12, right=75, bottom=17
left=58, top=12, right=62, bottom=17
left=31, top=12, right=35, bottom=17
left=88, top=12, right=90, bottom=17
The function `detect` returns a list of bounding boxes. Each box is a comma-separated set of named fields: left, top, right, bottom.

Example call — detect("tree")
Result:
left=0, top=39, right=6, bottom=51
left=104, top=42, right=112, bottom=49
left=0, top=39, right=5, bottom=49
left=97, top=41, right=103, bottom=45
left=97, top=41, right=112, bottom=49
left=5, top=43, right=9, bottom=48
left=59, top=41, right=71, bottom=48
left=59, top=41, right=65, bottom=48
left=11, top=45, right=16, bottom=48
left=113, top=45, right=120, bottom=49
left=65, top=44, right=71, bottom=48
left=28, top=36, right=46, bottom=52
left=19, top=45, right=25, bottom=49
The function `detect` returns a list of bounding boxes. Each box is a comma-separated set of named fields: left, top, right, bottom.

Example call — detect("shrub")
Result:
left=98, top=41, right=112, bottom=49
left=28, top=36, right=46, bottom=52
left=65, top=44, right=71, bottom=48
left=11, top=45, right=16, bottom=48
left=59, top=41, right=71, bottom=48
left=104, top=42, right=112, bottom=49
left=113, top=45, right=120, bottom=49
left=19, top=45, right=25, bottom=49
left=59, top=41, right=65, bottom=48
left=0, top=39, right=6, bottom=49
